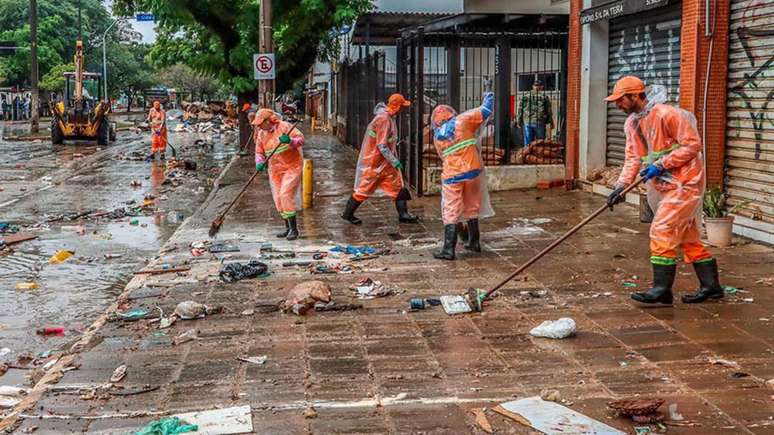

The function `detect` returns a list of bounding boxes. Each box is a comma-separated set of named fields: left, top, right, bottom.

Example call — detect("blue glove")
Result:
left=256, top=162, right=266, bottom=172
left=278, top=134, right=291, bottom=144
left=639, top=163, right=664, bottom=182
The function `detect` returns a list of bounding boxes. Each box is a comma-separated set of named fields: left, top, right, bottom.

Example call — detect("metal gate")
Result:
left=725, top=0, right=774, bottom=225
left=337, top=52, right=392, bottom=151
left=605, top=1, right=682, bottom=166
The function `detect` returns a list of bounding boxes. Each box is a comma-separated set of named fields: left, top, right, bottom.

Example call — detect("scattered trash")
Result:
left=540, top=389, right=561, bottom=402
left=668, top=403, right=684, bottom=421
left=190, top=240, right=210, bottom=257
left=765, top=378, right=774, bottom=389
left=135, top=417, right=198, bottom=435
left=353, top=277, right=401, bottom=299
left=130, top=219, right=140, bottom=226
left=104, top=253, right=123, bottom=260
left=470, top=408, right=493, bottom=434
left=171, top=405, right=253, bottom=434
left=742, top=298, right=754, bottom=303
left=173, top=301, right=215, bottom=320
left=410, top=298, right=425, bottom=310
left=313, top=301, right=363, bottom=312
left=0, top=223, right=20, bottom=234
left=134, top=266, right=191, bottom=275
left=15, top=282, right=38, bottom=290
left=330, top=244, right=377, bottom=256
left=0, top=347, right=10, bottom=357
left=280, top=280, right=332, bottom=316
left=608, top=397, right=665, bottom=422
left=240, top=309, right=255, bottom=316
left=0, top=385, right=28, bottom=408
left=303, top=406, right=318, bottom=419
left=237, top=356, right=267, bottom=365
left=310, top=263, right=354, bottom=274
left=708, top=357, right=739, bottom=368
left=440, top=295, right=473, bottom=315
left=723, top=285, right=738, bottom=295
left=49, top=250, right=74, bottom=264
left=219, top=260, right=269, bottom=283
left=130, top=180, right=142, bottom=188
left=530, top=318, right=576, bottom=339
left=36, top=326, right=65, bottom=336
left=117, top=308, right=149, bottom=321
left=173, top=329, right=198, bottom=345
left=494, top=397, right=624, bottom=435
left=622, top=282, right=638, bottom=288
left=730, top=371, right=750, bottom=378
left=159, top=317, right=176, bottom=329
left=209, top=241, right=240, bottom=253
left=634, top=427, right=652, bottom=435
left=110, top=364, right=127, bottom=383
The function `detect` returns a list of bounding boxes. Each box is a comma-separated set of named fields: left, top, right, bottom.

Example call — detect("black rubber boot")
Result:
left=631, top=263, right=675, bottom=304
left=457, top=222, right=469, bottom=244
left=464, top=219, right=481, bottom=252
left=433, top=224, right=457, bottom=261
left=395, top=188, right=419, bottom=223
left=341, top=196, right=363, bottom=225
left=286, top=215, right=299, bottom=240
left=276, top=219, right=290, bottom=238
left=682, top=259, right=724, bottom=303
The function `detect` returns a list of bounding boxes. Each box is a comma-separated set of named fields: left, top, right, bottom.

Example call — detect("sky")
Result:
left=123, top=0, right=464, bottom=44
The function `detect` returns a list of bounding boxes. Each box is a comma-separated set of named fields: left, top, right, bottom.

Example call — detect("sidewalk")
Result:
left=8, top=129, right=774, bottom=434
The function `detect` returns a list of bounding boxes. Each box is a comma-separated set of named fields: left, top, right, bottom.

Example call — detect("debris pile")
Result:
left=279, top=280, right=332, bottom=316
left=608, top=397, right=665, bottom=423
left=587, top=166, right=623, bottom=188
left=512, top=139, right=565, bottom=165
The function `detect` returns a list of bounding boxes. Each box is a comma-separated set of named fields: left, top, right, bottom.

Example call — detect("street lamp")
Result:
left=101, top=18, right=124, bottom=104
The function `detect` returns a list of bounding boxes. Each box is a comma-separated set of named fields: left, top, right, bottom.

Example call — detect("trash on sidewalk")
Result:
left=493, top=396, right=625, bottom=435
left=237, top=356, right=267, bottom=365
left=172, top=405, right=253, bottom=434
left=134, top=265, right=191, bottom=275
left=104, top=253, right=123, bottom=260
left=329, top=244, right=386, bottom=258
left=116, top=308, right=150, bottom=321
left=440, top=295, right=473, bottom=315
left=303, top=406, right=318, bottom=419
left=313, top=301, right=363, bottom=312
left=530, top=318, right=577, bottom=339
left=608, top=397, right=665, bottom=423
left=0, top=347, right=10, bottom=357
left=0, top=223, right=20, bottom=234
left=352, top=277, right=402, bottom=299
left=173, top=301, right=221, bottom=320
left=708, top=357, right=739, bottom=369
left=0, top=386, right=28, bottom=409
left=279, top=280, right=332, bottom=316
left=15, top=282, right=38, bottom=290
left=173, top=329, right=198, bottom=345
left=668, top=403, right=684, bottom=421
left=190, top=240, right=210, bottom=257
left=470, top=408, right=493, bottom=434
left=36, top=326, right=65, bottom=336
left=723, top=285, right=738, bottom=295
left=2, top=232, right=38, bottom=246
left=209, top=241, right=240, bottom=253
left=135, top=417, right=198, bottom=435
left=540, top=389, right=561, bottom=402
left=310, top=263, right=355, bottom=274
left=159, top=316, right=176, bottom=329
left=219, top=260, right=269, bottom=283
left=49, top=250, right=74, bottom=264
left=110, top=364, right=127, bottom=383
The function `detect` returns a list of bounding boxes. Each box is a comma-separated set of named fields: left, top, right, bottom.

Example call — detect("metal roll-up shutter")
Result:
left=725, top=0, right=774, bottom=227
left=605, top=2, right=682, bottom=166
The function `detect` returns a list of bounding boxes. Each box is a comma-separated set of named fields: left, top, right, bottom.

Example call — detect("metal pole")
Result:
left=30, top=0, right=39, bottom=133
left=101, top=19, right=120, bottom=103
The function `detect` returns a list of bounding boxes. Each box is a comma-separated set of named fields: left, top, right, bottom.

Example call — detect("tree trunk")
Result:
left=126, top=90, right=134, bottom=113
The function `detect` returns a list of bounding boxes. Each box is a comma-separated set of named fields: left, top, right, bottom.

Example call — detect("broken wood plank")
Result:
left=470, top=408, right=493, bottom=434
left=2, top=232, right=38, bottom=246
left=133, top=266, right=191, bottom=275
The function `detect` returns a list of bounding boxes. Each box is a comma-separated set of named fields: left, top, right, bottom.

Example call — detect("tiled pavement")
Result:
left=9, top=130, right=774, bottom=434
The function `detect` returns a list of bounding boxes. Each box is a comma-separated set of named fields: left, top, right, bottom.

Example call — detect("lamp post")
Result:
left=101, top=19, right=123, bottom=103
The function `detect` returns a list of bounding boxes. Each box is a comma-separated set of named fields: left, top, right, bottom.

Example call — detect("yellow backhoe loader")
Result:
left=49, top=41, right=115, bottom=145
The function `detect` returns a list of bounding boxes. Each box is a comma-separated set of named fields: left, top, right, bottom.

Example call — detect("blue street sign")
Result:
left=136, top=13, right=155, bottom=22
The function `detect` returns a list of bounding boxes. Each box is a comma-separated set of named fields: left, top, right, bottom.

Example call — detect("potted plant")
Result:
left=703, top=187, right=748, bottom=247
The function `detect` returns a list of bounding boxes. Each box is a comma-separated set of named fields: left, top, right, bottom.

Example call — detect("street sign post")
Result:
left=136, top=13, right=155, bottom=22
left=253, top=53, right=275, bottom=80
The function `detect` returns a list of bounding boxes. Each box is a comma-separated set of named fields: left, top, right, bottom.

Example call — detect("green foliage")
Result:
left=703, top=187, right=751, bottom=218
left=156, top=63, right=221, bottom=100
left=113, top=0, right=373, bottom=96
left=39, top=62, right=73, bottom=92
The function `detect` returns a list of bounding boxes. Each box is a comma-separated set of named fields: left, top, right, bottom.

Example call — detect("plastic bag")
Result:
left=529, top=318, right=576, bottom=339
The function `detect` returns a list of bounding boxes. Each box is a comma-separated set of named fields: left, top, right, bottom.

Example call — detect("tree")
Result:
left=105, top=40, right=155, bottom=111
left=112, top=0, right=372, bottom=96
left=39, top=62, right=72, bottom=94
left=156, top=63, right=220, bottom=102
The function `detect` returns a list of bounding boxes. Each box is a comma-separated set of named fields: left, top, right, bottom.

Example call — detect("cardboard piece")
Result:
left=174, top=405, right=253, bottom=434
left=494, top=397, right=625, bottom=435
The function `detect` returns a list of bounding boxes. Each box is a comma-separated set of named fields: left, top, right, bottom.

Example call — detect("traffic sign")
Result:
left=136, top=13, right=155, bottom=22
left=253, top=53, right=275, bottom=80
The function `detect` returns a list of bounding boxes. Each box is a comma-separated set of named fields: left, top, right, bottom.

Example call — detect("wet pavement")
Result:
left=2, top=127, right=774, bottom=434
left=0, top=120, right=237, bottom=362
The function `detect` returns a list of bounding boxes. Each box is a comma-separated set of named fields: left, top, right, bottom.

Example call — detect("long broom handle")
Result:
left=482, top=178, right=644, bottom=301
left=215, top=119, right=302, bottom=222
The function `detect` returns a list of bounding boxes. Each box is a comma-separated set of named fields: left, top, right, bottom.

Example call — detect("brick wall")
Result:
left=679, top=0, right=731, bottom=188
left=565, top=0, right=582, bottom=181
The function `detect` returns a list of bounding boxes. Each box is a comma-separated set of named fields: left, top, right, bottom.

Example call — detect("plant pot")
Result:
left=704, top=215, right=734, bottom=247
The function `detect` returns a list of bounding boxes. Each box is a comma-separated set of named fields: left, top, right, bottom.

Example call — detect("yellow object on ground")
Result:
left=49, top=250, right=74, bottom=264
left=303, top=159, right=314, bottom=209
left=15, top=282, right=38, bottom=290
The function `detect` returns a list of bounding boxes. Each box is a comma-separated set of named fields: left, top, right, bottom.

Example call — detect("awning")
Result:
left=351, top=12, right=452, bottom=45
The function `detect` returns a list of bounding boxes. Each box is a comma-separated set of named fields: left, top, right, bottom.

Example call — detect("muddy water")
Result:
left=0, top=124, right=237, bottom=361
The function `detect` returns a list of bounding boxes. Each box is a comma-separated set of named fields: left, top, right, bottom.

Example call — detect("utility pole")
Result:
left=29, top=0, right=39, bottom=133
left=102, top=19, right=122, bottom=103
left=258, top=0, right=273, bottom=108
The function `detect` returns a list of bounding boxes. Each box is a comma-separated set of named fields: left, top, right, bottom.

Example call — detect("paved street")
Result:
left=3, top=128, right=772, bottom=434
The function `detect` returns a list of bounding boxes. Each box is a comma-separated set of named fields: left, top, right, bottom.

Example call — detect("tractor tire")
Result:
left=51, top=119, right=64, bottom=145
left=97, top=120, right=109, bottom=146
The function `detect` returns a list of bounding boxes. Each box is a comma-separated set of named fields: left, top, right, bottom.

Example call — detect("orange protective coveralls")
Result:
left=148, top=107, right=167, bottom=153
left=255, top=119, right=304, bottom=218
left=431, top=92, right=493, bottom=225
left=616, top=103, right=711, bottom=265
left=352, top=110, right=403, bottom=202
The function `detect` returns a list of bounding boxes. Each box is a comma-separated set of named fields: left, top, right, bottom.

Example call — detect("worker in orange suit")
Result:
left=430, top=90, right=495, bottom=260
left=254, top=109, right=304, bottom=240
left=341, top=93, right=419, bottom=225
left=148, top=101, right=167, bottom=161
left=606, top=75, right=724, bottom=304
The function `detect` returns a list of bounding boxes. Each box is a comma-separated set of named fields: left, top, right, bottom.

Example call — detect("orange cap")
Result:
left=386, top=93, right=411, bottom=115
left=605, top=75, right=646, bottom=102
left=241, top=103, right=252, bottom=112
left=252, top=108, right=279, bottom=125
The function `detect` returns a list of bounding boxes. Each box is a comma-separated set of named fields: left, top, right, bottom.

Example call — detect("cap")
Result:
left=241, top=103, right=252, bottom=113
left=388, top=93, right=411, bottom=108
left=252, top=108, right=278, bottom=125
left=605, top=75, right=646, bottom=102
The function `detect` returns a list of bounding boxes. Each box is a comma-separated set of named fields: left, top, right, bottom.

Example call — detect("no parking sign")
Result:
left=253, top=53, right=275, bottom=80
